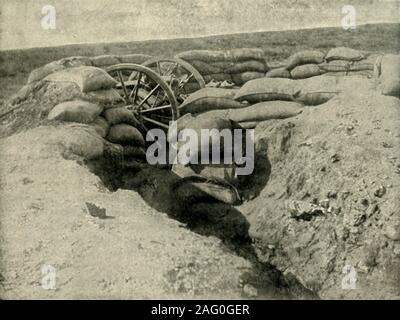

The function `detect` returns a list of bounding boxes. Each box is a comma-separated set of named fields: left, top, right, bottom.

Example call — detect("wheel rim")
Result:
left=105, top=63, right=179, bottom=131
left=142, top=57, right=205, bottom=104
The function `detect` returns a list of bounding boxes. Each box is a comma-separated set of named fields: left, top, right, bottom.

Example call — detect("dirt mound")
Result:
left=239, top=88, right=400, bottom=299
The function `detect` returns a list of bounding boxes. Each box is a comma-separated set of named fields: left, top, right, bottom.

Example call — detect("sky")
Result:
left=0, top=0, right=399, bottom=50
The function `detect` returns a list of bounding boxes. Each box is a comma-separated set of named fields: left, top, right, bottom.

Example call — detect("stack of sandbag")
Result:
left=45, top=66, right=119, bottom=132
left=27, top=56, right=93, bottom=84
left=171, top=114, right=244, bottom=205
left=319, top=47, right=376, bottom=77
left=91, top=53, right=152, bottom=67
left=40, top=66, right=123, bottom=109
left=199, top=77, right=304, bottom=128
left=265, top=47, right=378, bottom=80
left=377, top=54, right=400, bottom=97
left=178, top=87, right=247, bottom=115
left=197, top=101, right=303, bottom=129
left=266, top=50, right=325, bottom=79
left=46, top=100, right=110, bottom=158
left=102, top=107, right=146, bottom=160
left=27, top=53, right=153, bottom=84
left=176, top=48, right=268, bottom=86
left=48, top=100, right=104, bottom=124
left=285, top=50, right=326, bottom=79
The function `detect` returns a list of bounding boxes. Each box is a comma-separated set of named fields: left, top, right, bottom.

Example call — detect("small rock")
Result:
left=327, top=191, right=337, bottom=199
left=243, top=284, right=258, bottom=298
left=360, top=198, right=369, bottom=206
left=367, top=204, right=380, bottom=218
left=319, top=199, right=330, bottom=209
left=86, top=202, right=107, bottom=219
left=384, top=225, right=400, bottom=241
left=22, top=177, right=34, bottom=185
left=374, top=186, right=386, bottom=198
left=331, top=153, right=340, bottom=163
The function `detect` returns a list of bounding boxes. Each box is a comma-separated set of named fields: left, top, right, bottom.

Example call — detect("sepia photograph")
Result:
left=0, top=0, right=399, bottom=305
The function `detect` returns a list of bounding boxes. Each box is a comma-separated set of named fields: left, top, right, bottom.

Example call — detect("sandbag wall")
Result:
left=33, top=65, right=147, bottom=163
left=266, top=47, right=380, bottom=79
left=176, top=48, right=268, bottom=86
left=27, top=54, right=153, bottom=84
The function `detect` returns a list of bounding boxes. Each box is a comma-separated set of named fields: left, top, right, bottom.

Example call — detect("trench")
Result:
left=84, top=143, right=318, bottom=300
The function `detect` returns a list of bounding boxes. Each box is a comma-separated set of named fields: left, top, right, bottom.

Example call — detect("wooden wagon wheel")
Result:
left=142, top=57, right=206, bottom=103
left=105, top=63, right=179, bottom=131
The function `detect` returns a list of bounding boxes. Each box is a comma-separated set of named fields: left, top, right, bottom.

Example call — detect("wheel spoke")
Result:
left=114, top=89, right=127, bottom=104
left=138, top=104, right=172, bottom=114
left=137, top=84, right=161, bottom=110
left=117, top=71, right=130, bottom=102
left=156, top=61, right=162, bottom=75
left=152, top=91, right=161, bottom=108
left=165, top=62, right=179, bottom=76
left=141, top=116, right=170, bottom=129
left=131, top=72, right=142, bottom=105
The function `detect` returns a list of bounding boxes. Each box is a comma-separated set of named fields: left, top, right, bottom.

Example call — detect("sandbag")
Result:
left=103, top=107, right=140, bottom=126
left=190, top=163, right=238, bottom=186
left=172, top=164, right=241, bottom=205
left=84, top=88, right=124, bottom=106
left=294, top=76, right=339, bottom=105
left=234, top=78, right=300, bottom=103
left=27, top=56, right=95, bottom=84
left=325, top=47, right=364, bottom=62
left=349, top=60, right=375, bottom=71
left=373, top=55, right=384, bottom=78
left=91, top=116, right=110, bottom=138
left=48, top=124, right=105, bottom=160
left=107, top=124, right=145, bottom=146
left=319, top=60, right=350, bottom=72
left=266, top=67, right=291, bottom=78
left=290, top=64, right=324, bottom=79
left=224, top=101, right=303, bottom=122
left=286, top=50, right=325, bottom=70
left=204, top=73, right=232, bottom=83
left=226, top=48, right=265, bottom=62
left=296, top=92, right=337, bottom=105
left=231, top=72, right=265, bottom=85
left=179, top=88, right=245, bottom=115
left=380, top=54, right=400, bottom=96
left=44, top=66, right=118, bottom=93
left=28, top=62, right=65, bottom=84
left=48, top=100, right=103, bottom=123
left=182, top=113, right=233, bottom=132
left=58, top=56, right=93, bottom=68
left=123, top=145, right=147, bottom=159
left=225, top=60, right=266, bottom=74
left=188, top=60, right=223, bottom=75
left=178, top=113, right=234, bottom=159
left=91, top=55, right=120, bottom=67
left=323, top=71, right=373, bottom=77
left=210, top=61, right=236, bottom=70
left=176, top=50, right=228, bottom=63
left=117, top=54, right=152, bottom=64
